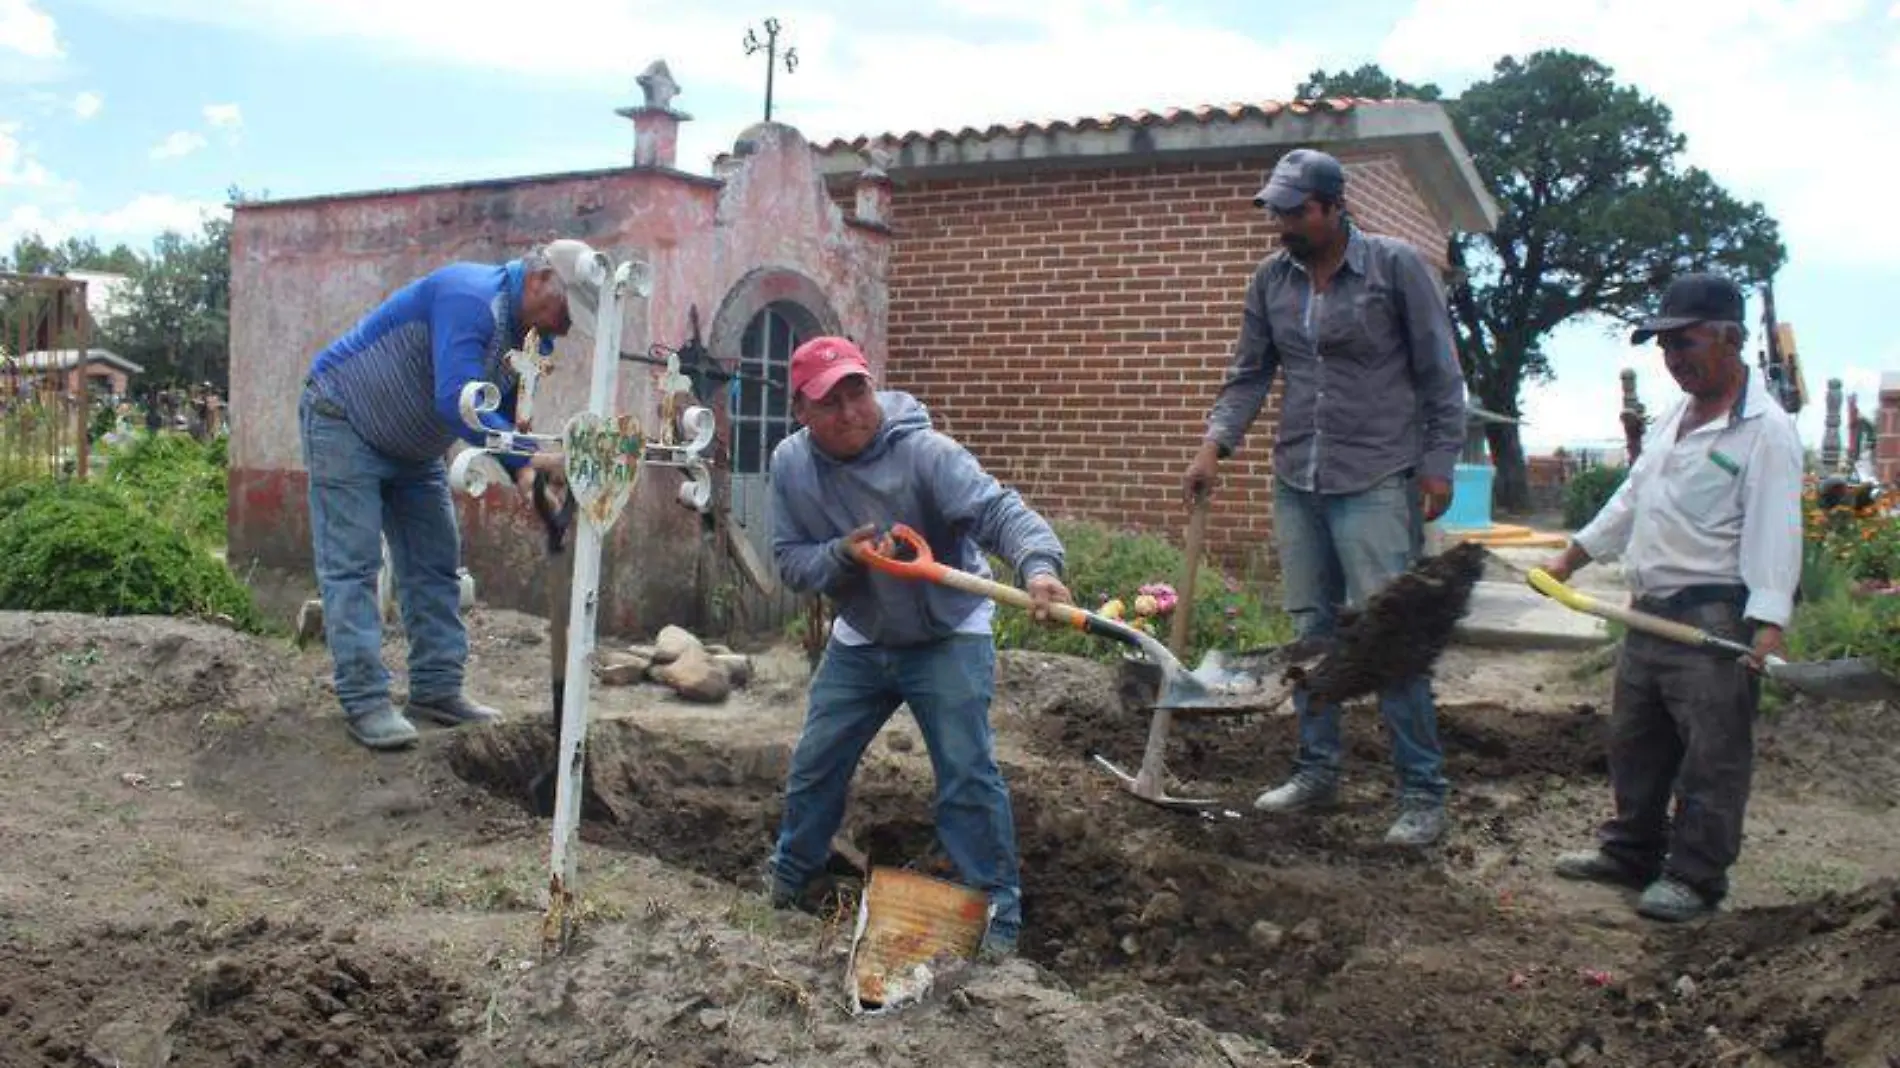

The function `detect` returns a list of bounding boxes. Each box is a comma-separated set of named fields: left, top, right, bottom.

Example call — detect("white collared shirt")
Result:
left=1573, top=367, right=1804, bottom=628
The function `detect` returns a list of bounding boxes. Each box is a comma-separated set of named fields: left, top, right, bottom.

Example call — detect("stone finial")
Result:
left=616, top=58, right=691, bottom=169
left=637, top=60, right=681, bottom=111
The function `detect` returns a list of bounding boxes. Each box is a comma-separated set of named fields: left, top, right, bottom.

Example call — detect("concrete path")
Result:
left=1449, top=542, right=1626, bottom=652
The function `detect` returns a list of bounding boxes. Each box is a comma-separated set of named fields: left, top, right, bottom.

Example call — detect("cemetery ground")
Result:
left=3, top=591, right=1899, bottom=1067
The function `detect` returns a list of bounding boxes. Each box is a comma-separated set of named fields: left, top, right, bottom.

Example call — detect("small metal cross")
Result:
left=743, top=17, right=797, bottom=122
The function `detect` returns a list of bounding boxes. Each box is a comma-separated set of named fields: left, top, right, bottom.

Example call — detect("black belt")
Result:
left=1635, top=584, right=1748, bottom=616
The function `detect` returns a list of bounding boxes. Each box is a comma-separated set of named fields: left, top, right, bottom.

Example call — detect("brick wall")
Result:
left=867, top=151, right=1452, bottom=579
left=1879, top=379, right=1900, bottom=487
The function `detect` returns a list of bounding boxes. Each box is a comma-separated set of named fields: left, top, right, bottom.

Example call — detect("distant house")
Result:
left=11, top=348, right=144, bottom=397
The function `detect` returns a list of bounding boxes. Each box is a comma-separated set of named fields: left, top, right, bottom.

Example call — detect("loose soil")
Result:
left=2, top=608, right=1897, bottom=1067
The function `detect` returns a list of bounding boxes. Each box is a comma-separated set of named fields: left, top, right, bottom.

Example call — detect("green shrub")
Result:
left=988, top=518, right=1292, bottom=664
left=0, top=481, right=261, bottom=631
left=1562, top=464, right=1627, bottom=529
left=96, top=432, right=228, bottom=547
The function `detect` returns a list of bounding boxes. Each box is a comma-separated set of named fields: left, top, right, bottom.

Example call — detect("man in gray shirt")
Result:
left=1183, top=148, right=1468, bottom=846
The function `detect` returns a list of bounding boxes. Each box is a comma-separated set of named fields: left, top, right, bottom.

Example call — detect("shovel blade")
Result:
left=1768, top=657, right=1900, bottom=703
left=1150, top=644, right=1317, bottom=715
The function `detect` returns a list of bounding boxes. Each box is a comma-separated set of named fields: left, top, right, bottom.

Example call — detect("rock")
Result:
left=653, top=625, right=702, bottom=665
left=712, top=653, right=752, bottom=688
left=294, top=600, right=324, bottom=647
left=1290, top=917, right=1324, bottom=943
left=85, top=1000, right=183, bottom=1068
left=1140, top=890, right=1183, bottom=927
left=1248, top=920, right=1285, bottom=951
left=1119, top=933, right=1140, bottom=956
left=697, top=1008, right=729, bottom=1032
left=24, top=672, right=58, bottom=702
left=1673, top=974, right=1698, bottom=1000
left=594, top=652, right=653, bottom=686
left=655, top=647, right=730, bottom=703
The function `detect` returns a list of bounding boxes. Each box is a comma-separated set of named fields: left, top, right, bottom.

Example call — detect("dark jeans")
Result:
left=1599, top=594, right=1759, bottom=902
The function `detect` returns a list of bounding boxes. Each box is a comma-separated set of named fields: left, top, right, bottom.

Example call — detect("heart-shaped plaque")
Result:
left=562, top=411, right=644, bottom=530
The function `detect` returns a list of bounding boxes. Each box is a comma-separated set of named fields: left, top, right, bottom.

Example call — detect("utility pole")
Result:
left=743, top=17, right=797, bottom=122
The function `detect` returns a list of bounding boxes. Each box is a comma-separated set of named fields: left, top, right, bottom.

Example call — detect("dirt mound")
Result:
left=1757, top=696, right=1900, bottom=809
left=0, top=915, right=467, bottom=1068
left=1600, top=880, right=1900, bottom=1066
left=0, top=612, right=315, bottom=743
left=460, top=889, right=1293, bottom=1068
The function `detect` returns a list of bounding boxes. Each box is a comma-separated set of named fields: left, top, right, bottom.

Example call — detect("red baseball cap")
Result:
left=789, top=336, right=872, bottom=401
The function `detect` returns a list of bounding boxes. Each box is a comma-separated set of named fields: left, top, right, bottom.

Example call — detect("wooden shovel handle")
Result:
left=851, top=523, right=1096, bottom=632
left=1525, top=568, right=1748, bottom=655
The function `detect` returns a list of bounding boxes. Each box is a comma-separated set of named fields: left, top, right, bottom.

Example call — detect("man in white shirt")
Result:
left=1538, top=272, right=1803, bottom=923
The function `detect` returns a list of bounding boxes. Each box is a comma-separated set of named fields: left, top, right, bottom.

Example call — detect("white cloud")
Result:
left=150, top=130, right=208, bottom=160
left=1375, top=0, right=1900, bottom=268
left=72, top=1, right=1328, bottom=170
left=0, top=0, right=61, bottom=59
left=203, top=103, right=242, bottom=130
left=1, top=194, right=227, bottom=250
left=72, top=91, right=103, bottom=120
left=0, top=120, right=55, bottom=187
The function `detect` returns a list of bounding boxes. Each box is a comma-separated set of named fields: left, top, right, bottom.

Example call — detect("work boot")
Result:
left=346, top=705, right=419, bottom=751
left=406, top=693, right=503, bottom=728
left=976, top=926, right=1019, bottom=964
left=1384, top=803, right=1447, bottom=847
left=1636, top=877, right=1715, bottom=923
left=1252, top=773, right=1338, bottom=813
left=1553, top=849, right=1650, bottom=890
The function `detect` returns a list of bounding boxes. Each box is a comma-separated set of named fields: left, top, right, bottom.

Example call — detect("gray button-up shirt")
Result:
left=1205, top=228, right=1468, bottom=494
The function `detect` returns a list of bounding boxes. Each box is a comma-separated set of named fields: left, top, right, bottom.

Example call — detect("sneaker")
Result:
left=1252, top=773, right=1339, bottom=813
left=1553, top=850, right=1650, bottom=890
left=406, top=693, right=502, bottom=728
left=1384, top=804, right=1447, bottom=847
left=976, top=927, right=1018, bottom=964
left=1636, top=877, right=1714, bottom=923
left=345, top=705, right=419, bottom=751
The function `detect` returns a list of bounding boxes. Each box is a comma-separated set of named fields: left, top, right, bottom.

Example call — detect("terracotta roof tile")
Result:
left=814, top=97, right=1399, bottom=154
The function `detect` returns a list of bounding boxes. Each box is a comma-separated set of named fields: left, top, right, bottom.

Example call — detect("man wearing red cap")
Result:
left=763, top=335, right=1073, bottom=962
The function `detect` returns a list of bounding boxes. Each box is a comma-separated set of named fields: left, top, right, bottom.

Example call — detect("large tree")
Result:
left=1299, top=52, right=1786, bottom=510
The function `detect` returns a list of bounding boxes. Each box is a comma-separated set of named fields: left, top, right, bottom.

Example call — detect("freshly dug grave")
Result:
left=0, top=915, right=467, bottom=1068
left=446, top=683, right=1632, bottom=1067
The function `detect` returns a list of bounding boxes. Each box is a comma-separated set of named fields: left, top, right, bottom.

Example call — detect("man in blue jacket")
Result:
left=764, top=336, right=1072, bottom=961
left=301, top=241, right=584, bottom=751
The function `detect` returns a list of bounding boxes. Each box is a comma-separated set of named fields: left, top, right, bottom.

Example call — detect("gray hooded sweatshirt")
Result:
left=769, top=391, right=1064, bottom=648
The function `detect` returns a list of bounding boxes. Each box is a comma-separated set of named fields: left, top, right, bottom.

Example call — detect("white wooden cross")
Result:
left=446, top=242, right=717, bottom=952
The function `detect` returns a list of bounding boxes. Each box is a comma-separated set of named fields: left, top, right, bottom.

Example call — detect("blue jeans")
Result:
left=1274, top=473, right=1447, bottom=804
left=769, top=635, right=1022, bottom=937
left=299, top=390, right=468, bottom=718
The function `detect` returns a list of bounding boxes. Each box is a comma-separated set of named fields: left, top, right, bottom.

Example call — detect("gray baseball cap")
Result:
left=1629, top=272, right=1746, bottom=345
left=1252, top=148, right=1347, bottom=211
left=535, top=238, right=602, bottom=339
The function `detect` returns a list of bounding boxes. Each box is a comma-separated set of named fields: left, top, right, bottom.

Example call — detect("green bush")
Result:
left=0, top=481, right=261, bottom=631
left=1562, top=464, right=1627, bottom=529
left=96, top=432, right=228, bottom=547
left=988, top=518, right=1292, bottom=664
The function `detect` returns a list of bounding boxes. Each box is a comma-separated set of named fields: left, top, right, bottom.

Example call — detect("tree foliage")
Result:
left=3, top=185, right=261, bottom=390
left=1297, top=51, right=1787, bottom=509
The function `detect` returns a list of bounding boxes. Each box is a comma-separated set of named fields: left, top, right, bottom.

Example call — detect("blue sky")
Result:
left=4, top=0, right=1897, bottom=453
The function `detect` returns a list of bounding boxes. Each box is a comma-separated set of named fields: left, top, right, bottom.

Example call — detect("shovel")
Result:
left=1526, top=568, right=1900, bottom=703
left=852, top=524, right=1299, bottom=811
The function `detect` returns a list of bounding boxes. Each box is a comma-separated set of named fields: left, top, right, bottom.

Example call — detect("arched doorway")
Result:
left=706, top=268, right=843, bottom=635
left=728, top=299, right=821, bottom=545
